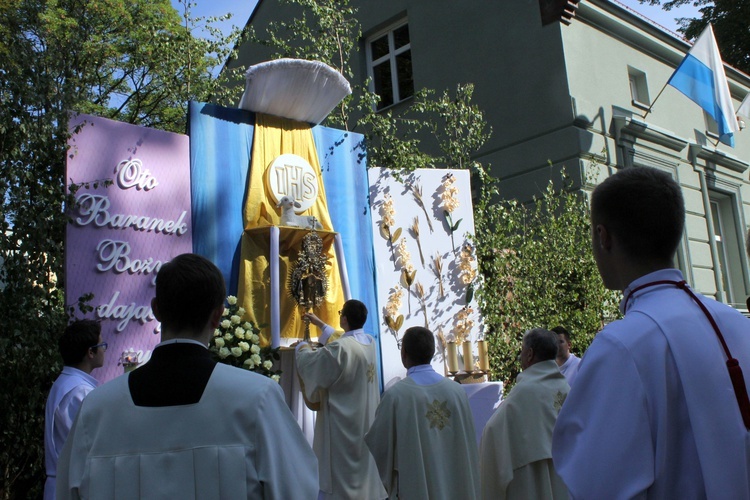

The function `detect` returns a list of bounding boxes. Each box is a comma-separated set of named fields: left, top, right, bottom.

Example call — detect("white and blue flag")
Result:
left=668, top=24, right=739, bottom=147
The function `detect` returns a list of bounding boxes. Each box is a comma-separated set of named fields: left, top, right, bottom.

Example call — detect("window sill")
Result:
left=631, top=99, right=650, bottom=111
left=374, top=94, right=415, bottom=113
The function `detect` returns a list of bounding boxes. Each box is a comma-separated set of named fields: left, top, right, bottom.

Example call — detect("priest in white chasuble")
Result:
left=365, top=327, right=480, bottom=500
left=296, top=300, right=386, bottom=500
left=480, top=328, right=569, bottom=500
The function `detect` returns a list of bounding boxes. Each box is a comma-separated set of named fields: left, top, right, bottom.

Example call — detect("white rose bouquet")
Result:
left=209, top=295, right=282, bottom=381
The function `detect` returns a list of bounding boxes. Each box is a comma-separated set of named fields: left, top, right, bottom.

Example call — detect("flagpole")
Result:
left=642, top=82, right=670, bottom=119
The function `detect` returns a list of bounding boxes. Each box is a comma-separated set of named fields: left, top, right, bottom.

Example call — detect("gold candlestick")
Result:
left=446, top=341, right=459, bottom=373
left=477, top=340, right=489, bottom=372
left=462, top=341, right=473, bottom=372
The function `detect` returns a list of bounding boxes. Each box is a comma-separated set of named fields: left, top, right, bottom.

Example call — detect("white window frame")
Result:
left=704, top=111, right=720, bottom=139
left=627, top=66, right=650, bottom=110
left=365, top=20, right=413, bottom=110
left=707, top=187, right=749, bottom=307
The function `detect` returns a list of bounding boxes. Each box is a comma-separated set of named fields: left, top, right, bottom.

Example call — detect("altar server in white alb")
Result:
left=56, top=253, right=318, bottom=500
left=552, top=167, right=750, bottom=498
left=365, top=326, right=480, bottom=499
left=298, top=300, right=386, bottom=500
left=480, top=328, right=569, bottom=500
left=44, top=319, right=104, bottom=500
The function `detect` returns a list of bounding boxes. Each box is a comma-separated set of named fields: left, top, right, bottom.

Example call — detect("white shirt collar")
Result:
left=621, top=268, right=685, bottom=315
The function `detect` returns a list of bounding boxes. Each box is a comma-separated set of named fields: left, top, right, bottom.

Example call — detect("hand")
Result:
left=303, top=312, right=324, bottom=328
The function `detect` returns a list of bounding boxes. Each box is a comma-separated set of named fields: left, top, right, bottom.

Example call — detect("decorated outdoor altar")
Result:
left=65, top=60, right=490, bottom=420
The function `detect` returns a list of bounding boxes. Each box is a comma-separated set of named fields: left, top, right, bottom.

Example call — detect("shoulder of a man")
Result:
left=385, top=377, right=418, bottom=398
left=79, top=374, right=127, bottom=407
left=590, top=312, right=664, bottom=357
left=211, top=363, right=281, bottom=399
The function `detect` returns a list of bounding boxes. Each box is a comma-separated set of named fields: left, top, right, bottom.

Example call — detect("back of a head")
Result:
left=591, top=167, right=685, bottom=262
left=402, top=326, right=435, bottom=365
left=524, top=328, right=559, bottom=362
left=342, top=299, right=368, bottom=330
left=155, top=254, right=226, bottom=335
left=551, top=325, right=570, bottom=343
left=59, top=319, right=101, bottom=366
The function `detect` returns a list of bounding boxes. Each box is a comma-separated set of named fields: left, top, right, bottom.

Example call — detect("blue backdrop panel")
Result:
left=313, top=127, right=382, bottom=383
left=188, top=101, right=254, bottom=295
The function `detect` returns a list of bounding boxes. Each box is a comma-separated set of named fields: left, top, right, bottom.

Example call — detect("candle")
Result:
left=447, top=341, right=459, bottom=373
left=462, top=341, right=473, bottom=372
left=478, top=340, right=489, bottom=372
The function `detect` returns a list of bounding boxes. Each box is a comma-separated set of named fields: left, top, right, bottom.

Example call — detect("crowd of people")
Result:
left=46, top=166, right=750, bottom=499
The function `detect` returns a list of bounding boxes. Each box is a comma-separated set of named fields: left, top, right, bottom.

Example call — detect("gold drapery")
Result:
left=238, top=114, right=345, bottom=345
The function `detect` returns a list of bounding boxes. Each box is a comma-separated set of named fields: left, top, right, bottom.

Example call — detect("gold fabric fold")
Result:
left=238, top=114, right=345, bottom=345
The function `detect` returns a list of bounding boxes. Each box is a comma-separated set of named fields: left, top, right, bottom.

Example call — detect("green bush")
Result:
left=473, top=168, right=620, bottom=387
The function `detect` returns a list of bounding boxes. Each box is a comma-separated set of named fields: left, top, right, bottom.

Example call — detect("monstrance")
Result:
left=289, top=228, right=329, bottom=343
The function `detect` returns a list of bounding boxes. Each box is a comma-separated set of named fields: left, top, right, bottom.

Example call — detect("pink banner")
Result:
left=66, top=114, right=192, bottom=383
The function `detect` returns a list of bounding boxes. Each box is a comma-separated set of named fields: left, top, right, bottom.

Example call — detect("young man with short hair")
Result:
left=44, top=319, right=105, bottom=500
left=551, top=326, right=580, bottom=386
left=552, top=167, right=750, bottom=497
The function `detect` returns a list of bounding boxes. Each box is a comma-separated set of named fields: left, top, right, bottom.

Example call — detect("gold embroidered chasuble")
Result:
left=297, top=334, right=385, bottom=499
left=365, top=377, right=480, bottom=499
left=480, top=360, right=569, bottom=500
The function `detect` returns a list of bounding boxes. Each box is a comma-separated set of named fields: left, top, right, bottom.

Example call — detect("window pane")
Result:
left=711, top=200, right=731, bottom=299
left=393, top=24, right=410, bottom=50
left=629, top=76, right=639, bottom=102
left=705, top=111, right=719, bottom=135
left=373, top=61, right=394, bottom=109
left=396, top=50, right=414, bottom=101
left=370, top=35, right=389, bottom=61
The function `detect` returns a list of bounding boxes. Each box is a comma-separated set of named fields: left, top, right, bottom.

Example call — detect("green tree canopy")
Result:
left=642, top=0, right=750, bottom=74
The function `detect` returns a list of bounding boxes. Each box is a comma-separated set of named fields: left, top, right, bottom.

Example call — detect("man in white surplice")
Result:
left=297, top=300, right=386, bottom=500
left=480, top=328, right=569, bottom=500
left=552, top=167, right=750, bottom=498
left=365, top=326, right=480, bottom=499
left=56, top=254, right=318, bottom=500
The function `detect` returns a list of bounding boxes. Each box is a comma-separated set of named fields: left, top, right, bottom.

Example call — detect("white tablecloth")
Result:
left=463, top=382, right=504, bottom=445
left=278, top=349, right=316, bottom=446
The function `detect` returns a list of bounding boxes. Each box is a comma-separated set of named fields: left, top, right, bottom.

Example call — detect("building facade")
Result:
left=230, top=0, right=750, bottom=309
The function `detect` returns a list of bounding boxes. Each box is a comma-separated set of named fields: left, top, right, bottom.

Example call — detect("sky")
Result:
left=614, top=0, right=701, bottom=39
left=171, top=0, right=258, bottom=39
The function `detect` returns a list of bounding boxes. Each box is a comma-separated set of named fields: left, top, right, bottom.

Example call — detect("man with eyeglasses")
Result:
left=44, top=319, right=105, bottom=500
